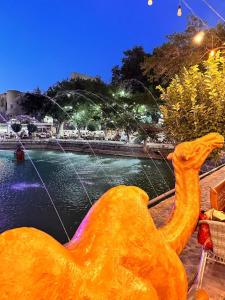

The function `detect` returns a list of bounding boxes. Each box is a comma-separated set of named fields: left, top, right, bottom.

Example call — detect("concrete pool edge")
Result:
left=0, top=139, right=174, bottom=160
left=148, top=162, right=225, bottom=208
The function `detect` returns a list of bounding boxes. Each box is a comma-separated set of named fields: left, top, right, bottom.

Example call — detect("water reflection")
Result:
left=0, top=150, right=174, bottom=243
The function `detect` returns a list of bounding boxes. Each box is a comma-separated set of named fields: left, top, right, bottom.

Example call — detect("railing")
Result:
left=0, top=139, right=174, bottom=159
left=148, top=163, right=225, bottom=208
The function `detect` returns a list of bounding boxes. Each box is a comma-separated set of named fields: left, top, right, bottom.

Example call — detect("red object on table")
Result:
left=197, top=212, right=213, bottom=250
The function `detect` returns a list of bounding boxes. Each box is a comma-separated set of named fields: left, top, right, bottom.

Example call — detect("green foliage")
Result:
left=21, top=93, right=48, bottom=120
left=70, top=103, right=101, bottom=130
left=143, top=16, right=225, bottom=87
left=22, top=72, right=161, bottom=139
left=158, top=52, right=225, bottom=142
left=46, top=77, right=112, bottom=126
left=11, top=123, right=22, bottom=133
left=103, top=94, right=158, bottom=141
left=22, top=78, right=113, bottom=131
left=137, top=124, right=162, bottom=143
left=111, top=46, right=162, bottom=126
left=111, top=46, right=150, bottom=86
left=47, top=77, right=111, bottom=100
left=87, top=123, right=97, bottom=132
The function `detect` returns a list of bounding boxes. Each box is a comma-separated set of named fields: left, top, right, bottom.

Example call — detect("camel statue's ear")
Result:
left=167, top=153, right=173, bottom=160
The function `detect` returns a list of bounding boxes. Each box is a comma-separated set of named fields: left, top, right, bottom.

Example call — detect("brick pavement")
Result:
left=149, top=166, right=225, bottom=300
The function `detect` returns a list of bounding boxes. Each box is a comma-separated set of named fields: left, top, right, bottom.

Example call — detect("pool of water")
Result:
left=0, top=150, right=174, bottom=243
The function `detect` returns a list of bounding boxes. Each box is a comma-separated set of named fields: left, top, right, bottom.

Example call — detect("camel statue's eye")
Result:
left=180, top=154, right=190, bottom=161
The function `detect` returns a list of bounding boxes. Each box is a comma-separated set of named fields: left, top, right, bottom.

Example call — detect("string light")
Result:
left=193, top=31, right=205, bottom=45
left=210, top=50, right=215, bottom=57
left=201, top=0, right=225, bottom=23
left=177, top=5, right=182, bottom=16
left=147, top=0, right=182, bottom=16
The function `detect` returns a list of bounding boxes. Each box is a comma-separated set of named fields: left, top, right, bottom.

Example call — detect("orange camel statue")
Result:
left=0, top=133, right=223, bottom=299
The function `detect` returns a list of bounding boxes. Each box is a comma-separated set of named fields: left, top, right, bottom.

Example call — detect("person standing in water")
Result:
left=15, top=145, right=25, bottom=161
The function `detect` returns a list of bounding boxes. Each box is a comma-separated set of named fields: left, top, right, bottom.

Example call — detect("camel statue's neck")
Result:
left=159, top=166, right=200, bottom=254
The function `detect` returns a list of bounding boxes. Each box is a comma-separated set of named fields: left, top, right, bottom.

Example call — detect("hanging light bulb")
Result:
left=210, top=49, right=216, bottom=57
left=177, top=5, right=182, bottom=16
left=148, top=0, right=153, bottom=6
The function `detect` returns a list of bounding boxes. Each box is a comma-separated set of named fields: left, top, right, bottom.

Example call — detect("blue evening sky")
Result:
left=0, top=0, right=224, bottom=93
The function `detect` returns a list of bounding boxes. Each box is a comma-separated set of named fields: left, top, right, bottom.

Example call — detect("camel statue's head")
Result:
left=167, top=133, right=224, bottom=170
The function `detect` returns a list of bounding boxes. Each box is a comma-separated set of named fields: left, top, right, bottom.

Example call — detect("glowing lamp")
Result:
left=177, top=5, right=182, bottom=17
left=148, top=0, right=153, bottom=6
left=193, top=31, right=205, bottom=45
left=210, top=50, right=215, bottom=57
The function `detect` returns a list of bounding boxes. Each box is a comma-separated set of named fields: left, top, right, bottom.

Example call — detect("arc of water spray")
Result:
left=0, top=113, right=70, bottom=242
left=67, top=91, right=159, bottom=197
left=61, top=89, right=171, bottom=192
left=52, top=95, right=93, bottom=206
left=44, top=95, right=113, bottom=184
left=76, top=89, right=172, bottom=191
left=112, top=79, right=174, bottom=174
left=43, top=94, right=95, bottom=207
left=48, top=89, right=159, bottom=196
left=45, top=91, right=161, bottom=197
left=55, top=140, right=93, bottom=206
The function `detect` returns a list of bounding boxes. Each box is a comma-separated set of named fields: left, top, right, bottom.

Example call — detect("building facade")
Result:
left=71, top=72, right=97, bottom=81
left=0, top=90, right=25, bottom=117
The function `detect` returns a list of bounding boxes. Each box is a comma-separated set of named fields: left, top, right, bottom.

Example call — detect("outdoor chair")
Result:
left=196, top=220, right=225, bottom=288
left=210, top=179, right=225, bottom=211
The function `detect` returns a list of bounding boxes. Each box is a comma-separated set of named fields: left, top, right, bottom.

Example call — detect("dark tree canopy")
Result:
left=47, top=77, right=111, bottom=100
left=21, top=93, right=49, bottom=120
left=45, top=77, right=113, bottom=125
left=111, top=46, right=150, bottom=86
left=27, top=124, right=38, bottom=135
left=11, top=123, right=22, bottom=133
left=142, top=16, right=225, bottom=86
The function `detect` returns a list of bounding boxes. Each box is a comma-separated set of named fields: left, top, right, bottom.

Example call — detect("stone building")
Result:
left=71, top=72, right=97, bottom=81
left=0, top=90, right=25, bottom=118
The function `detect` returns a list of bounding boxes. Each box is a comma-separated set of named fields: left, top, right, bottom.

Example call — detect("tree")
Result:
left=47, top=77, right=111, bottom=100
left=111, top=46, right=161, bottom=125
left=107, top=80, right=162, bottom=141
left=111, top=46, right=150, bottom=86
left=111, top=66, right=121, bottom=87
left=11, top=123, right=22, bottom=133
left=70, top=103, right=102, bottom=136
left=21, top=78, right=112, bottom=138
left=33, top=87, right=42, bottom=95
left=105, top=93, right=153, bottom=142
left=158, top=52, right=225, bottom=143
left=21, top=93, right=49, bottom=120
left=137, top=124, right=162, bottom=151
left=27, top=123, right=38, bottom=137
left=142, top=16, right=225, bottom=86
left=46, top=77, right=112, bottom=137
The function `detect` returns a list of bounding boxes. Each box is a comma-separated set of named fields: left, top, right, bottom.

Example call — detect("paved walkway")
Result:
left=149, top=166, right=225, bottom=300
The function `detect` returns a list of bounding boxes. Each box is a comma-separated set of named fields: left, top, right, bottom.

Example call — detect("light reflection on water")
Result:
left=0, top=150, right=174, bottom=243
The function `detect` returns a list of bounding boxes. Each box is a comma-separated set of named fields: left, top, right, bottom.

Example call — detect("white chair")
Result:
left=196, top=220, right=225, bottom=288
